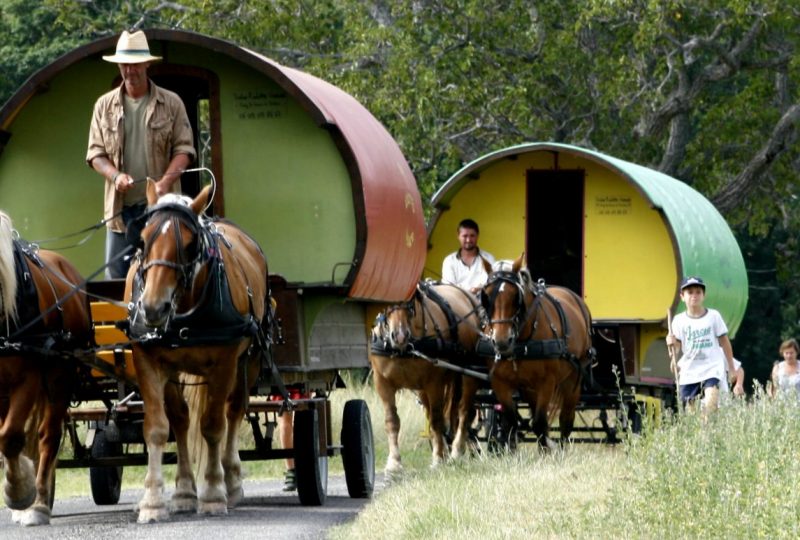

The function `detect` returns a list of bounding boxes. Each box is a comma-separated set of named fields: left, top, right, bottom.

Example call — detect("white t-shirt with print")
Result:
left=672, top=308, right=729, bottom=386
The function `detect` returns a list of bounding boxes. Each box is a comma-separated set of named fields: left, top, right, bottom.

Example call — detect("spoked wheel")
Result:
left=341, top=399, right=375, bottom=498
left=294, top=409, right=328, bottom=506
left=89, top=422, right=123, bottom=505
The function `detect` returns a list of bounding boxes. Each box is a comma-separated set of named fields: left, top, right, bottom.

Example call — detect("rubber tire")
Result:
left=294, top=409, right=328, bottom=506
left=341, top=399, right=375, bottom=498
left=89, top=429, right=123, bottom=505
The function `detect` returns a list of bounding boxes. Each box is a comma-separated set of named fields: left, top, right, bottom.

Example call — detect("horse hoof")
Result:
left=3, top=484, right=36, bottom=511
left=170, top=494, right=198, bottom=514
left=20, top=505, right=50, bottom=527
left=137, top=505, right=169, bottom=523
left=198, top=501, right=228, bottom=516
left=226, top=486, right=244, bottom=508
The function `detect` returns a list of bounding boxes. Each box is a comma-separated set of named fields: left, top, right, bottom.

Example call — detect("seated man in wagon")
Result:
left=441, top=218, right=495, bottom=294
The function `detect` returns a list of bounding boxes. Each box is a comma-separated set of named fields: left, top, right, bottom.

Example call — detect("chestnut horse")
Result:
left=477, top=255, right=593, bottom=449
left=369, top=281, right=483, bottom=473
left=0, top=211, right=92, bottom=526
left=124, top=181, right=269, bottom=523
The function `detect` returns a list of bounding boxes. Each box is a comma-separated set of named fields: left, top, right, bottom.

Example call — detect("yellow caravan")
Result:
left=426, top=142, right=748, bottom=430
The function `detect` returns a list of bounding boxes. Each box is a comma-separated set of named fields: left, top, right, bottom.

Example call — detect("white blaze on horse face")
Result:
left=387, top=310, right=411, bottom=350
left=490, top=282, right=516, bottom=348
left=141, top=220, right=179, bottom=325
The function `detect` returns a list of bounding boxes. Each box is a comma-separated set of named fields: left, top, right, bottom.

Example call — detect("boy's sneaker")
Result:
left=282, top=468, right=297, bottom=492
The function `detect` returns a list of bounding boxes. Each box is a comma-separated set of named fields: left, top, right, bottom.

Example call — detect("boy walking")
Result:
left=666, top=276, right=736, bottom=413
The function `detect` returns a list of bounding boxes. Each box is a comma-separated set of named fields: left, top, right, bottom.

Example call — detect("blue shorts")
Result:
left=679, top=378, right=720, bottom=404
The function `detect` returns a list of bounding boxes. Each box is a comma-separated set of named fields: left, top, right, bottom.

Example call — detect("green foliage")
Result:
left=2, top=0, right=800, bottom=356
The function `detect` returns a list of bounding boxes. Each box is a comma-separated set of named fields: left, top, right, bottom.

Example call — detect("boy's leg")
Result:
left=701, top=378, right=721, bottom=415
left=679, top=382, right=702, bottom=412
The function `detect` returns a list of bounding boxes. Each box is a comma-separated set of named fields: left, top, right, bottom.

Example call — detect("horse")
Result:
left=0, top=211, right=92, bottom=526
left=369, top=280, right=484, bottom=473
left=124, top=180, right=270, bottom=523
left=477, top=254, right=593, bottom=450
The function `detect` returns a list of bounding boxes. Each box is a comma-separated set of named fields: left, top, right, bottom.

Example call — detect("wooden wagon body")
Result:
left=0, top=29, right=427, bottom=502
left=425, top=142, right=749, bottom=436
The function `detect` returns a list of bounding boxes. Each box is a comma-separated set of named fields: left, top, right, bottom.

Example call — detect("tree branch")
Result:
left=712, top=104, right=800, bottom=212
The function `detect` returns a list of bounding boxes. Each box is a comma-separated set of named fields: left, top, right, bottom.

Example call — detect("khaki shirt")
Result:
left=86, top=80, right=196, bottom=232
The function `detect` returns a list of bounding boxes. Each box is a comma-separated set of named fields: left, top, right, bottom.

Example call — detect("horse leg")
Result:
left=197, top=361, right=236, bottom=515
left=164, top=381, right=196, bottom=514
left=135, top=357, right=171, bottom=523
left=492, top=382, right=518, bottom=453
left=17, top=373, right=72, bottom=527
left=528, top=376, right=558, bottom=452
left=373, top=369, right=402, bottom=475
left=0, top=371, right=38, bottom=513
left=557, top=375, right=581, bottom=444
left=425, top=380, right=448, bottom=468
left=450, top=375, right=480, bottom=459
left=221, top=354, right=256, bottom=508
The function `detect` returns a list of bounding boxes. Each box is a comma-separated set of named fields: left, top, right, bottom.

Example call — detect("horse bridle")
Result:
left=480, top=271, right=532, bottom=329
left=135, top=204, right=206, bottom=317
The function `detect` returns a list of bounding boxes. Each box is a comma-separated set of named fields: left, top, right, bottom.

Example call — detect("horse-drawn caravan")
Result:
left=424, top=142, right=749, bottom=441
left=0, top=29, right=428, bottom=522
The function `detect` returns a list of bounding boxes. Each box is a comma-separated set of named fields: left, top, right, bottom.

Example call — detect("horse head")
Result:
left=372, top=291, right=419, bottom=354
left=480, top=253, right=531, bottom=356
left=133, top=181, right=211, bottom=328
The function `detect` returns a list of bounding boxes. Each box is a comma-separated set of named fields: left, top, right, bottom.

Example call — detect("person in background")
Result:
left=86, top=30, right=195, bottom=279
left=441, top=218, right=495, bottom=294
left=666, top=276, right=736, bottom=414
left=770, top=338, right=800, bottom=398
left=271, top=388, right=309, bottom=492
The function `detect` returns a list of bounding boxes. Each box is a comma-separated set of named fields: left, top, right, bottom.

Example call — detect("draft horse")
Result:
left=0, top=211, right=92, bottom=526
left=124, top=181, right=269, bottom=523
left=478, top=255, right=593, bottom=450
left=370, top=281, right=483, bottom=473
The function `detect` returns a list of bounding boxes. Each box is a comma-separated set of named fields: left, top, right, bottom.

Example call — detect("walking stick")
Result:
left=666, top=308, right=680, bottom=408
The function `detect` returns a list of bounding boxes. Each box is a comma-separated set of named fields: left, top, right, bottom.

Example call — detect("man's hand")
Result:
left=114, top=173, right=134, bottom=193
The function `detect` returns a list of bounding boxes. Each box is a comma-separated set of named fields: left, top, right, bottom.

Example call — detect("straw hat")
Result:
left=102, top=30, right=161, bottom=64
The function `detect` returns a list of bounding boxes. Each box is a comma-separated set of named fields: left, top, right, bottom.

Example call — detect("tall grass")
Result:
left=332, top=388, right=800, bottom=539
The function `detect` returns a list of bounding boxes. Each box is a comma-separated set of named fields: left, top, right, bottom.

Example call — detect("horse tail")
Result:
left=0, top=211, right=18, bottom=324
left=182, top=373, right=209, bottom=478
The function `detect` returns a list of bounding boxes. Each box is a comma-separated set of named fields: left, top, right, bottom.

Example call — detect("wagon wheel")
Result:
left=293, top=409, right=328, bottom=506
left=89, top=422, right=123, bottom=505
left=341, top=399, right=375, bottom=498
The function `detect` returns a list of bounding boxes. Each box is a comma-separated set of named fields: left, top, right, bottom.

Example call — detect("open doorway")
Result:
left=525, top=169, right=584, bottom=294
left=111, top=65, right=223, bottom=214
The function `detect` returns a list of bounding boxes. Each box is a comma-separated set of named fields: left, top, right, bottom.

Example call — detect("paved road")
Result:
left=0, top=475, right=379, bottom=539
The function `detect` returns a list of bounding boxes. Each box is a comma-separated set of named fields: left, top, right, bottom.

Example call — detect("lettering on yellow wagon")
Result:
left=594, top=195, right=632, bottom=216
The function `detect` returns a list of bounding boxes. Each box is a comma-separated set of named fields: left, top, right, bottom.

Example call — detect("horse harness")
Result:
left=477, top=271, right=580, bottom=367
left=125, top=203, right=266, bottom=348
left=0, top=239, right=87, bottom=357
left=371, top=280, right=475, bottom=360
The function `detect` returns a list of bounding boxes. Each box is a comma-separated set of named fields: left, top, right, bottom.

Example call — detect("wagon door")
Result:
left=112, top=65, right=222, bottom=212
left=525, top=169, right=584, bottom=294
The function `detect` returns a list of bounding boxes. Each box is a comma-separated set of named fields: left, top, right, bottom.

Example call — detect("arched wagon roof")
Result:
left=429, top=142, right=748, bottom=335
left=0, top=29, right=425, bottom=302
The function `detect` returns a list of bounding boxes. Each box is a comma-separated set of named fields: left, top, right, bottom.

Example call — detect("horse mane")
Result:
left=0, top=211, right=18, bottom=324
